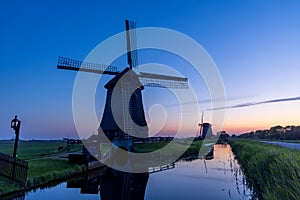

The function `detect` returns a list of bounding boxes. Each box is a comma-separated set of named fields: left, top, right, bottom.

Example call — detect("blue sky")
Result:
left=1, top=0, right=300, bottom=139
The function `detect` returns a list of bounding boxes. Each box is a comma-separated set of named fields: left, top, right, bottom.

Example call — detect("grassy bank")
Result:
left=0, top=158, right=83, bottom=195
left=0, top=140, right=84, bottom=196
left=0, top=177, right=20, bottom=195
left=229, top=139, right=300, bottom=199
left=26, top=158, right=83, bottom=187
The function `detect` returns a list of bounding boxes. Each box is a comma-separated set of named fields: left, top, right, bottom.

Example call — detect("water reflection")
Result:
left=22, top=144, right=252, bottom=200
left=67, top=168, right=149, bottom=200
left=145, top=144, right=252, bottom=200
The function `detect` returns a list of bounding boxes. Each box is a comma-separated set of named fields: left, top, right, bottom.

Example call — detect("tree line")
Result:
left=237, top=125, right=300, bottom=140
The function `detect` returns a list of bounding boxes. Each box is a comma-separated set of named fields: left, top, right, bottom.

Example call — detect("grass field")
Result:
left=0, top=140, right=82, bottom=160
left=229, top=139, right=300, bottom=200
left=133, top=141, right=188, bottom=153
left=132, top=139, right=215, bottom=159
left=0, top=140, right=84, bottom=195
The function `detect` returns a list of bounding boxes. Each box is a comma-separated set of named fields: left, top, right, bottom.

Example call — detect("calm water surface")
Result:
left=24, top=144, right=252, bottom=200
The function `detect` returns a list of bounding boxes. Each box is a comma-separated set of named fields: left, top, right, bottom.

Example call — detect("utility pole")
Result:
left=11, top=115, right=21, bottom=178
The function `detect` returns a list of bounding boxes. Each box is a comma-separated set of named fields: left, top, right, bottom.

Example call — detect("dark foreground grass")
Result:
left=27, top=158, right=83, bottom=187
left=229, top=139, right=300, bottom=200
left=0, top=158, right=83, bottom=195
left=0, top=177, right=20, bottom=194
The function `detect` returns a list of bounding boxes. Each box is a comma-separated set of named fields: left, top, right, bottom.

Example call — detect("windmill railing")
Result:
left=57, top=56, right=119, bottom=74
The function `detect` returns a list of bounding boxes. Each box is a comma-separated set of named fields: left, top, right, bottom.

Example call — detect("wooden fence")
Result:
left=0, top=153, right=28, bottom=184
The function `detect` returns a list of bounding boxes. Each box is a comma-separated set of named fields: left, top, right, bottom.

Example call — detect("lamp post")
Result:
left=11, top=115, right=21, bottom=178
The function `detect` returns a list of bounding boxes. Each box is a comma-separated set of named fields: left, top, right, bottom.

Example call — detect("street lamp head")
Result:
left=11, top=115, right=20, bottom=131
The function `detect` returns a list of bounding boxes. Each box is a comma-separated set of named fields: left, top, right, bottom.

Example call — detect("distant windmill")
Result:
left=57, top=20, right=188, bottom=153
left=198, top=111, right=212, bottom=139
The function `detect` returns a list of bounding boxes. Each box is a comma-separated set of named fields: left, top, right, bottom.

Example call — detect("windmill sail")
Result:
left=57, top=56, right=188, bottom=89
left=57, top=56, right=119, bottom=75
left=199, top=111, right=204, bottom=137
left=125, top=20, right=138, bottom=69
left=138, top=72, right=188, bottom=89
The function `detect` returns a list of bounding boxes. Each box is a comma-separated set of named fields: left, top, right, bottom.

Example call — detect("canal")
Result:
left=261, top=140, right=300, bottom=150
left=23, top=144, right=253, bottom=200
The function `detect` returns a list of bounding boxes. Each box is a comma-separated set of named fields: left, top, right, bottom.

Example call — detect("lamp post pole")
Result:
left=11, top=115, right=21, bottom=178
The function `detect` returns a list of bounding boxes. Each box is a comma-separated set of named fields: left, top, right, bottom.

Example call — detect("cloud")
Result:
left=206, top=96, right=300, bottom=111
left=167, top=95, right=254, bottom=107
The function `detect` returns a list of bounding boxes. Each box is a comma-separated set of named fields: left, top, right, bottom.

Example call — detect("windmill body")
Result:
left=57, top=20, right=188, bottom=154
left=202, top=123, right=212, bottom=138
left=99, top=67, right=148, bottom=151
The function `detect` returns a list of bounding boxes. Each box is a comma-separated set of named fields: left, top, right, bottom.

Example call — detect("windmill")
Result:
left=197, top=111, right=213, bottom=140
left=57, top=20, right=188, bottom=154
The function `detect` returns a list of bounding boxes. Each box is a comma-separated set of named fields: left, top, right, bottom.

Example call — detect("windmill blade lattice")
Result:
left=57, top=56, right=119, bottom=75
left=138, top=72, right=188, bottom=89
